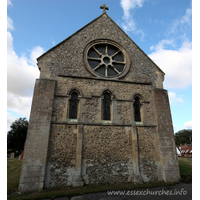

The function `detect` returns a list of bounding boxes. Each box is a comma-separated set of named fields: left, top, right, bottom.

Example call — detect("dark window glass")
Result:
left=134, top=96, right=141, bottom=122
left=107, top=66, right=118, bottom=76
left=96, top=64, right=105, bottom=76
left=88, top=49, right=99, bottom=58
left=69, top=92, right=78, bottom=119
left=88, top=60, right=101, bottom=69
left=103, top=92, right=111, bottom=120
left=86, top=43, right=125, bottom=77
left=95, top=44, right=106, bottom=54
left=113, top=51, right=123, bottom=62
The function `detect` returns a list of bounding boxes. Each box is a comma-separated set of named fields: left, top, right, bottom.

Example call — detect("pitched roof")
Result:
left=37, top=12, right=165, bottom=74
left=179, top=144, right=192, bottom=155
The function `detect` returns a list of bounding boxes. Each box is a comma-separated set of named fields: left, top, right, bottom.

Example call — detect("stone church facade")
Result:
left=18, top=8, right=180, bottom=192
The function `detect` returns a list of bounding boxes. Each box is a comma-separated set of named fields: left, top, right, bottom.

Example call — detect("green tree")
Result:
left=7, top=118, right=28, bottom=152
left=175, top=129, right=192, bottom=146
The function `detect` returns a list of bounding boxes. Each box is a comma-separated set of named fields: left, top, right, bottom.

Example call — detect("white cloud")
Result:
left=7, top=33, right=41, bottom=96
left=183, top=120, right=192, bottom=129
left=7, top=18, right=44, bottom=97
left=121, top=17, right=136, bottom=33
left=181, top=8, right=192, bottom=25
left=150, top=39, right=175, bottom=51
left=167, top=7, right=192, bottom=36
left=149, top=5, right=192, bottom=90
left=29, top=46, right=44, bottom=67
left=148, top=40, right=192, bottom=89
left=7, top=0, right=12, bottom=6
left=7, top=15, right=44, bottom=126
left=120, top=0, right=145, bottom=19
left=168, top=92, right=184, bottom=105
left=121, top=18, right=145, bottom=40
left=120, top=0, right=145, bottom=39
left=7, top=16, right=14, bottom=31
left=7, top=93, right=33, bottom=118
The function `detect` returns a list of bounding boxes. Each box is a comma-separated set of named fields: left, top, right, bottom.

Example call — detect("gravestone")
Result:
left=10, top=152, right=15, bottom=159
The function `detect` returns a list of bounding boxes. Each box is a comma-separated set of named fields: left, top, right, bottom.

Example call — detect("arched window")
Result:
left=103, top=92, right=111, bottom=120
left=69, top=92, right=78, bottom=119
left=134, top=96, right=141, bottom=122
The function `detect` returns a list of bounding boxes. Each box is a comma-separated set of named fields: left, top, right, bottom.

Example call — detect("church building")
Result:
left=18, top=4, right=180, bottom=192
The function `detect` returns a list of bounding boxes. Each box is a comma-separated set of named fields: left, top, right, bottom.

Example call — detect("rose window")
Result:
left=84, top=40, right=130, bottom=79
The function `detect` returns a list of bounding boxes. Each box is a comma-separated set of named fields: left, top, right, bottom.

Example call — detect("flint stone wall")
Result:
left=51, top=76, right=156, bottom=125
left=44, top=123, right=166, bottom=187
left=38, top=14, right=164, bottom=89
left=137, top=127, right=163, bottom=182
left=45, top=124, right=77, bottom=188
left=82, top=126, right=133, bottom=184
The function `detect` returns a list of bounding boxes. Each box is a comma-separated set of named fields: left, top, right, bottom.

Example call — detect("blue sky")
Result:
left=7, top=0, right=192, bottom=133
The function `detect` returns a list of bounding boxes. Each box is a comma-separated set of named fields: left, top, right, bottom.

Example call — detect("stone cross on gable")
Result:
left=100, top=4, right=109, bottom=13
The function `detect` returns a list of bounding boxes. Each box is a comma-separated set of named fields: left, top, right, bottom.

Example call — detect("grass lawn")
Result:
left=178, top=157, right=192, bottom=183
left=7, top=158, right=22, bottom=194
left=7, top=157, right=192, bottom=200
left=178, top=157, right=192, bottom=175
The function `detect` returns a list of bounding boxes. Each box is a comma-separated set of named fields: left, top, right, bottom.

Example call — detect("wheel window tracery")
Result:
left=84, top=40, right=130, bottom=79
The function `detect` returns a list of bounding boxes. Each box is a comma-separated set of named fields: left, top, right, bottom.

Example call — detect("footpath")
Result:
left=42, top=182, right=192, bottom=200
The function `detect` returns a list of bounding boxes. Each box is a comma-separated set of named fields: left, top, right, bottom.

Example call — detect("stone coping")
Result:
left=58, top=74, right=152, bottom=85
left=51, top=121, right=157, bottom=127
left=54, top=94, right=150, bottom=103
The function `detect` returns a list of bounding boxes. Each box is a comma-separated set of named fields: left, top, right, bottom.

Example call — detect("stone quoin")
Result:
left=18, top=4, right=180, bottom=192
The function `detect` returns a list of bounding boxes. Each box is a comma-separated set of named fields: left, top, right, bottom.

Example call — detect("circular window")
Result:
left=84, top=40, right=130, bottom=79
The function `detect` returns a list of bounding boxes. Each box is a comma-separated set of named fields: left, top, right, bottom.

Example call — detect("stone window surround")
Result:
left=133, top=93, right=144, bottom=123
left=67, top=88, right=82, bottom=121
left=101, top=89, right=114, bottom=122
